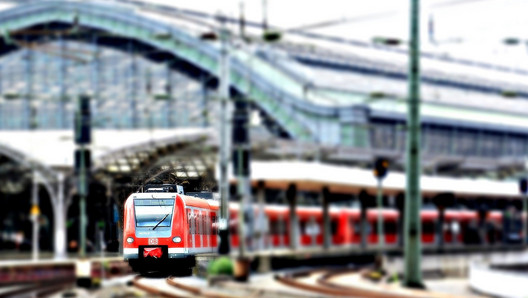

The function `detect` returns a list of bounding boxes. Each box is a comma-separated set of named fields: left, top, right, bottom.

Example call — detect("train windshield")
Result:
left=134, top=199, right=175, bottom=228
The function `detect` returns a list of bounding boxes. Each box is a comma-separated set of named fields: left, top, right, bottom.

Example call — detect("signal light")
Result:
left=374, top=158, right=389, bottom=179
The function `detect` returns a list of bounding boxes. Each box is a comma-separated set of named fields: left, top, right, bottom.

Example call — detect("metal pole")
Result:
left=377, top=178, right=384, bottom=249
left=59, top=35, right=67, bottom=129
left=31, top=170, right=39, bottom=261
left=403, top=0, right=424, bottom=288
left=524, top=193, right=527, bottom=246
left=166, top=62, right=173, bottom=128
left=79, top=148, right=87, bottom=258
left=218, top=15, right=232, bottom=255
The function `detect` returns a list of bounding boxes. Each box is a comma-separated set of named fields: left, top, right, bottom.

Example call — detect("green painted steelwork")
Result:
left=403, top=0, right=424, bottom=288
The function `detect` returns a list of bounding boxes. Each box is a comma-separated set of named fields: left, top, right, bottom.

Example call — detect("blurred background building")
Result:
left=0, top=0, right=527, bottom=259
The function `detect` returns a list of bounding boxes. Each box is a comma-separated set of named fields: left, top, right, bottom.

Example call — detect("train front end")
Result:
left=123, top=192, right=193, bottom=274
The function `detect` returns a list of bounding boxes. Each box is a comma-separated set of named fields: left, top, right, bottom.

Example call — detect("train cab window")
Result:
left=134, top=199, right=175, bottom=228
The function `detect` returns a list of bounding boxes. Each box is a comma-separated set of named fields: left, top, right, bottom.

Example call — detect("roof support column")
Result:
left=53, top=172, right=67, bottom=260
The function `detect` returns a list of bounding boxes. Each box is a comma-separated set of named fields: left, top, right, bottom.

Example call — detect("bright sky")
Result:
left=144, top=0, right=528, bottom=67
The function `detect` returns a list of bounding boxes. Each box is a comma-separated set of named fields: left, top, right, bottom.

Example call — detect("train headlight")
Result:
left=126, top=237, right=134, bottom=244
left=172, top=236, right=181, bottom=243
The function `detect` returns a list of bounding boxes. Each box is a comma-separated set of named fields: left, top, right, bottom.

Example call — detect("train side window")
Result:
left=196, top=213, right=200, bottom=235
left=189, top=213, right=196, bottom=235
left=331, top=220, right=339, bottom=235
left=422, top=221, right=435, bottom=234
left=385, top=221, right=397, bottom=234
left=270, top=217, right=285, bottom=235
left=212, top=215, right=216, bottom=235
left=206, top=214, right=209, bottom=235
left=300, top=220, right=307, bottom=235
left=188, top=211, right=192, bottom=234
left=201, top=213, right=204, bottom=235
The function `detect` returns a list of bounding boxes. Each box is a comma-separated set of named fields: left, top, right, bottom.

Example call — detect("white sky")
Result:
left=142, top=0, right=528, bottom=67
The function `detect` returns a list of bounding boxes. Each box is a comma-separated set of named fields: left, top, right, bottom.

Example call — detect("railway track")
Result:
left=132, top=266, right=467, bottom=297
left=275, top=267, right=467, bottom=298
left=0, top=280, right=74, bottom=298
left=133, top=273, right=322, bottom=298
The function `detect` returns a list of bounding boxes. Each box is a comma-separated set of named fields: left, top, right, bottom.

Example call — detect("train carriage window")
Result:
left=305, top=217, right=321, bottom=236
left=190, top=211, right=195, bottom=235
left=422, top=221, right=436, bottom=234
left=270, top=217, right=286, bottom=235
left=188, top=211, right=192, bottom=234
left=384, top=221, right=397, bottom=234
left=201, top=213, right=205, bottom=235
left=206, top=214, right=209, bottom=235
left=196, top=213, right=200, bottom=235
left=212, top=215, right=217, bottom=235
left=331, top=220, right=339, bottom=235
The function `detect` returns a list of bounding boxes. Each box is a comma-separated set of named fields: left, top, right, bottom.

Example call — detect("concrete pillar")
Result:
left=53, top=172, right=67, bottom=260
left=322, top=187, right=331, bottom=249
left=286, top=184, right=298, bottom=250
left=31, top=170, right=39, bottom=261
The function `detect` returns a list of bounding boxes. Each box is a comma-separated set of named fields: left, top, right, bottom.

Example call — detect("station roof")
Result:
left=0, top=128, right=211, bottom=168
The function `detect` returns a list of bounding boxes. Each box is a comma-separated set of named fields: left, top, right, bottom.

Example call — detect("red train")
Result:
left=123, top=186, right=509, bottom=273
left=123, top=188, right=219, bottom=274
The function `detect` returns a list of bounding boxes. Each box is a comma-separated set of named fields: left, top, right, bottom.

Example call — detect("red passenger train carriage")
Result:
left=123, top=189, right=218, bottom=274
left=123, top=186, right=515, bottom=274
